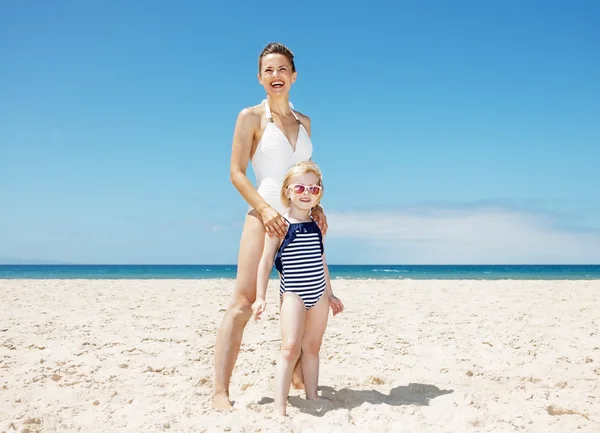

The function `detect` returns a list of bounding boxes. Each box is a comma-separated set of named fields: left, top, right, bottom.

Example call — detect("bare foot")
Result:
left=212, top=392, right=233, bottom=409
left=275, top=405, right=288, bottom=417
left=291, top=377, right=305, bottom=390
left=306, top=395, right=331, bottom=403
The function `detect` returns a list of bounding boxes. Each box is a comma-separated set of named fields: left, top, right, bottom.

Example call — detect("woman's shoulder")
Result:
left=292, top=109, right=311, bottom=134
left=292, top=108, right=310, bottom=122
left=238, top=103, right=265, bottom=122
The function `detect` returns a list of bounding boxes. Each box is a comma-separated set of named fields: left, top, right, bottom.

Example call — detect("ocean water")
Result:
left=0, top=264, right=599, bottom=280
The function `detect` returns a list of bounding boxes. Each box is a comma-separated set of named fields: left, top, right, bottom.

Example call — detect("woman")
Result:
left=212, top=42, right=328, bottom=409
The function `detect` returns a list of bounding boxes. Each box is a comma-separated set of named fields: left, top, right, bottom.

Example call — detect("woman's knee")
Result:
left=227, top=299, right=253, bottom=325
left=281, top=340, right=302, bottom=362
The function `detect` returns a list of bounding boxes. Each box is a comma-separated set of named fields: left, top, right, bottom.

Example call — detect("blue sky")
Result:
left=1, top=0, right=599, bottom=264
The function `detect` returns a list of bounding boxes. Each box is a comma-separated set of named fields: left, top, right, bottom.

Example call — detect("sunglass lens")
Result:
left=293, top=185, right=306, bottom=194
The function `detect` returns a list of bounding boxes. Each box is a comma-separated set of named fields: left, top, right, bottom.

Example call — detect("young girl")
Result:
left=252, top=160, right=344, bottom=416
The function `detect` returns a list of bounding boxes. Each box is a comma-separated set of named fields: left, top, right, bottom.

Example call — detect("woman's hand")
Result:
left=311, top=205, right=328, bottom=235
left=260, top=206, right=288, bottom=238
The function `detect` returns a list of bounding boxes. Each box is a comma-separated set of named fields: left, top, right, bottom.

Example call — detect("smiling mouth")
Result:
left=271, top=81, right=284, bottom=88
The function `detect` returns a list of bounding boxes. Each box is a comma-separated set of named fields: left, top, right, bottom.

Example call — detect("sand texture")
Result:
left=1, top=278, right=599, bottom=432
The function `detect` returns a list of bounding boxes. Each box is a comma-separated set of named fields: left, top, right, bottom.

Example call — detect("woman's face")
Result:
left=258, top=53, right=296, bottom=96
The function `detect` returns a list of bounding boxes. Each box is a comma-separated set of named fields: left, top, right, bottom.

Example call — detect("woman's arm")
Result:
left=229, top=108, right=270, bottom=213
left=230, top=108, right=288, bottom=238
left=311, top=205, right=328, bottom=236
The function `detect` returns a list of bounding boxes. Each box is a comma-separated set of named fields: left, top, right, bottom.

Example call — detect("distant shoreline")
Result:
left=1, top=263, right=599, bottom=266
left=1, top=264, right=599, bottom=280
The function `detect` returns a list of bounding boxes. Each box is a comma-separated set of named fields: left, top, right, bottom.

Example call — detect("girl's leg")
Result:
left=213, top=211, right=265, bottom=409
left=280, top=296, right=306, bottom=391
left=301, top=294, right=329, bottom=400
left=275, top=292, right=306, bottom=416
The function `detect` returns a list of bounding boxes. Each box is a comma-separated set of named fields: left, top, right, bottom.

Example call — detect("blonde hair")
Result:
left=280, top=160, right=324, bottom=208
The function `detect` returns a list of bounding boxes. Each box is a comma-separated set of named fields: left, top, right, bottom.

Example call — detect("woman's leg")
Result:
left=275, top=292, right=306, bottom=416
left=213, top=211, right=265, bottom=409
left=301, top=294, right=329, bottom=400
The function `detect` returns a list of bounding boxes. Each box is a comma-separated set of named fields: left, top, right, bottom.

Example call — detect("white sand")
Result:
left=1, top=279, right=599, bottom=432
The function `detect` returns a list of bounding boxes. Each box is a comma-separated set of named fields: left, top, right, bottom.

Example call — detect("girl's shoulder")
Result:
left=283, top=213, right=319, bottom=228
left=286, top=219, right=320, bottom=235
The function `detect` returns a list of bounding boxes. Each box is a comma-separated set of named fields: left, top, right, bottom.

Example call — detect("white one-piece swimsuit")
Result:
left=249, top=99, right=313, bottom=214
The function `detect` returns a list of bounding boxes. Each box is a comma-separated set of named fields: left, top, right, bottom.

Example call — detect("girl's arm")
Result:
left=252, top=234, right=282, bottom=321
left=322, top=236, right=344, bottom=316
left=323, top=250, right=334, bottom=298
left=255, top=234, right=282, bottom=304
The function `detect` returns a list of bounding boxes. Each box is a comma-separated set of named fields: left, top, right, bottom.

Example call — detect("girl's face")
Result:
left=258, top=53, right=296, bottom=96
left=286, top=172, right=322, bottom=211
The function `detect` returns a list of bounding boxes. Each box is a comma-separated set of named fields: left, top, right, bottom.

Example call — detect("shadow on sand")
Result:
left=258, top=383, right=454, bottom=417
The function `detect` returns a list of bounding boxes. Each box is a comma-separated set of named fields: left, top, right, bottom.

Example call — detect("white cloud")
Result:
left=326, top=206, right=600, bottom=264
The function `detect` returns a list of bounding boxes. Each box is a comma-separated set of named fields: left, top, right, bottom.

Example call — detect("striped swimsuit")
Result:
left=275, top=219, right=326, bottom=310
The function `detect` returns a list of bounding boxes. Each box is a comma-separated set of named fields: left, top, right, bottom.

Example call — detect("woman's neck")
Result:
left=266, top=94, right=292, bottom=117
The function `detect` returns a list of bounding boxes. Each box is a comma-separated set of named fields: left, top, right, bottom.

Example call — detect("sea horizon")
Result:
left=1, top=264, right=599, bottom=280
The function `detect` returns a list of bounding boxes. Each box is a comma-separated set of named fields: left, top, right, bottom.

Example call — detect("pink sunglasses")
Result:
left=289, top=184, right=322, bottom=195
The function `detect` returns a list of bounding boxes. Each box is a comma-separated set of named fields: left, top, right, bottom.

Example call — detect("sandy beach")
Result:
left=1, top=278, right=598, bottom=432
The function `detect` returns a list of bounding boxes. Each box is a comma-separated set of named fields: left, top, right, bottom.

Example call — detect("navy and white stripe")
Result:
left=275, top=222, right=326, bottom=310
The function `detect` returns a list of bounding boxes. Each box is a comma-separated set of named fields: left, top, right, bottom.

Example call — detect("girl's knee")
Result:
left=302, top=337, right=322, bottom=356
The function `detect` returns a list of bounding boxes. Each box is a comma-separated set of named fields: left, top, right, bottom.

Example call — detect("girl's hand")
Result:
left=252, top=298, right=267, bottom=321
left=328, top=295, right=344, bottom=316
left=311, top=206, right=328, bottom=236
left=260, top=206, right=288, bottom=238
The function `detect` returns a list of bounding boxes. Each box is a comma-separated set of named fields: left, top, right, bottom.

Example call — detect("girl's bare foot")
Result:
left=275, top=405, right=287, bottom=417
left=212, top=392, right=233, bottom=409
left=306, top=394, right=331, bottom=402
